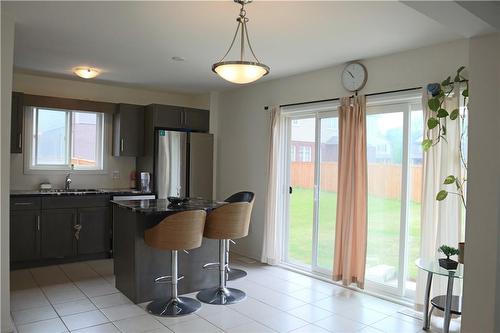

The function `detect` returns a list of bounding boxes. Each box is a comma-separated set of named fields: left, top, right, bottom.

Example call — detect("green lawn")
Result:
left=288, top=188, right=421, bottom=281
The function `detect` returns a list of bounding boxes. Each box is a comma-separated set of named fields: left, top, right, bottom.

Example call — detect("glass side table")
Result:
left=416, top=258, right=463, bottom=333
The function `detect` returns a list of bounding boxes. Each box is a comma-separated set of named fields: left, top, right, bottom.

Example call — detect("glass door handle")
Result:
left=289, top=186, right=293, bottom=194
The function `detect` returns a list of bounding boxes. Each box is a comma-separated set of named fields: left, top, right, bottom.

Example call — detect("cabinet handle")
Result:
left=120, top=139, right=124, bottom=152
left=18, top=133, right=22, bottom=149
left=36, top=216, right=40, bottom=231
left=14, top=202, right=33, bottom=206
left=74, top=224, right=82, bottom=240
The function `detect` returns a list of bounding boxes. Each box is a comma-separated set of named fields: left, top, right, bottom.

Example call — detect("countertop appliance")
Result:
left=152, top=130, right=213, bottom=200
left=139, top=172, right=151, bottom=193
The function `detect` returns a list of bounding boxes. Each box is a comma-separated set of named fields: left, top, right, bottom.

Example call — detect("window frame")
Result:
left=24, top=106, right=107, bottom=174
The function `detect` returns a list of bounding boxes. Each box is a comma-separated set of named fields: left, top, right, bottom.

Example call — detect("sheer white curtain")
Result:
left=416, top=88, right=463, bottom=305
left=261, top=106, right=286, bottom=265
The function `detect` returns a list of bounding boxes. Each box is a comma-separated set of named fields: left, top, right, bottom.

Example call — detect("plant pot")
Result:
left=439, top=258, right=458, bottom=270
left=458, top=242, right=465, bottom=264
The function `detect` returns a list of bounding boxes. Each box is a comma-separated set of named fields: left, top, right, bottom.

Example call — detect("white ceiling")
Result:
left=2, top=1, right=483, bottom=93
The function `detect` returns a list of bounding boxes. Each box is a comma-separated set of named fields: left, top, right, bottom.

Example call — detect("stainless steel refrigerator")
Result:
left=154, top=130, right=213, bottom=200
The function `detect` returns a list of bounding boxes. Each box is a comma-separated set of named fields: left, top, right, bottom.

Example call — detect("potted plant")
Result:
left=423, top=66, right=468, bottom=263
left=438, top=245, right=460, bottom=270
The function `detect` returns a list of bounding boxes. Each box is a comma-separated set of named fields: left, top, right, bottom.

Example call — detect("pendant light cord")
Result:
left=217, top=2, right=260, bottom=63
left=218, top=21, right=241, bottom=63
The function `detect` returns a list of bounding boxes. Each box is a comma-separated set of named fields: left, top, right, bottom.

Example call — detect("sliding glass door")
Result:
left=284, top=113, right=338, bottom=275
left=282, top=93, right=423, bottom=300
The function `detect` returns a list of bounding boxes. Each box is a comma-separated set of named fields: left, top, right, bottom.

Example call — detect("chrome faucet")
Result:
left=65, top=164, right=74, bottom=190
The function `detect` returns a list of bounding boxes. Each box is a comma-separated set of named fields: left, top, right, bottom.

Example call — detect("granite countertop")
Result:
left=112, top=198, right=226, bottom=214
left=10, top=189, right=151, bottom=197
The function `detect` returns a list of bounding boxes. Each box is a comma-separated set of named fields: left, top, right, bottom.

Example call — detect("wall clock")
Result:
left=341, top=62, right=367, bottom=92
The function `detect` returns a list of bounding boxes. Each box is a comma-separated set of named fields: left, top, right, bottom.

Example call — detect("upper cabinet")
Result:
left=146, top=104, right=209, bottom=132
left=183, top=107, right=210, bottom=132
left=113, top=103, right=145, bottom=157
left=11, top=92, right=24, bottom=153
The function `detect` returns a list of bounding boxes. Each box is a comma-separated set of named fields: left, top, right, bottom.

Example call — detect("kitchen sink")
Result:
left=42, top=189, right=102, bottom=194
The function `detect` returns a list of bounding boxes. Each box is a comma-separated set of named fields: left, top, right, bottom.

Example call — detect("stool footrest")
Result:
left=203, top=262, right=220, bottom=270
left=155, top=275, right=184, bottom=284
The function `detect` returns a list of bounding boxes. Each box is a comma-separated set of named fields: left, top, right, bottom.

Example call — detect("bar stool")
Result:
left=196, top=196, right=254, bottom=305
left=144, top=210, right=206, bottom=316
left=224, top=192, right=255, bottom=281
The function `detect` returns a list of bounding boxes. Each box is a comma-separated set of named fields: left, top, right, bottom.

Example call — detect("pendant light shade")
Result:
left=212, top=0, right=269, bottom=84
left=213, top=61, right=269, bottom=84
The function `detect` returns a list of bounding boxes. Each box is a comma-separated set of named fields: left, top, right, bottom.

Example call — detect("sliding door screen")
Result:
left=285, top=113, right=338, bottom=275
left=364, top=100, right=423, bottom=297
left=287, top=117, right=316, bottom=266
left=365, top=109, right=403, bottom=290
left=317, top=116, right=338, bottom=270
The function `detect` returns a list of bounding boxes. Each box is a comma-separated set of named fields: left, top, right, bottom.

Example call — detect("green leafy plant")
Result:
left=438, top=245, right=460, bottom=260
left=422, top=66, right=468, bottom=209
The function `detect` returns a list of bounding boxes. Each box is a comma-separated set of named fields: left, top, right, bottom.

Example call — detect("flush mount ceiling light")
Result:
left=73, top=67, right=100, bottom=79
left=212, top=0, right=270, bottom=84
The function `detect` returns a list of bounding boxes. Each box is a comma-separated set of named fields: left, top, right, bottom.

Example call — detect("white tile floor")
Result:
left=9, top=258, right=461, bottom=333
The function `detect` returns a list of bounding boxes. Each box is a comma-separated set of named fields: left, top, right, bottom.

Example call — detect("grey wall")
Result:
left=461, top=32, right=500, bottom=333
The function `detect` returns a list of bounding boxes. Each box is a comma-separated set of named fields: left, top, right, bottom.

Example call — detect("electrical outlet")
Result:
left=112, top=171, right=120, bottom=180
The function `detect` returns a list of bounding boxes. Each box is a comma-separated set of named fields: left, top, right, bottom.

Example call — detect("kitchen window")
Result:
left=26, top=107, right=105, bottom=171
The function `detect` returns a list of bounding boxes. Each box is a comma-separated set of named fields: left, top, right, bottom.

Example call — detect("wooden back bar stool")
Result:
left=224, top=192, right=255, bottom=281
left=196, top=194, right=254, bottom=305
left=144, top=210, right=206, bottom=316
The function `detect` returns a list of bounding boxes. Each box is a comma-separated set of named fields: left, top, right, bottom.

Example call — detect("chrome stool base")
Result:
left=197, top=287, right=246, bottom=305
left=147, top=297, right=201, bottom=317
left=227, top=268, right=247, bottom=281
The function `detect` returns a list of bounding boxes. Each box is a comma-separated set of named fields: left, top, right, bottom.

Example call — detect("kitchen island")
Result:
left=112, top=198, right=222, bottom=303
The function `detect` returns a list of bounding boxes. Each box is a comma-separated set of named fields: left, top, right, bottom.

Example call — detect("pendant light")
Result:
left=212, top=0, right=270, bottom=84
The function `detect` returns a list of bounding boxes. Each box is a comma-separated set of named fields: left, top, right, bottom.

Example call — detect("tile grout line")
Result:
left=22, top=268, right=72, bottom=332
left=60, top=262, right=126, bottom=332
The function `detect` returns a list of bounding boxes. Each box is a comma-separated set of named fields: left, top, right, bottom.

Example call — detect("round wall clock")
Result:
left=341, top=62, right=367, bottom=92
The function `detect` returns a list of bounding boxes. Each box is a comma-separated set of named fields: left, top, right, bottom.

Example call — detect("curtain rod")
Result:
left=263, top=86, right=422, bottom=110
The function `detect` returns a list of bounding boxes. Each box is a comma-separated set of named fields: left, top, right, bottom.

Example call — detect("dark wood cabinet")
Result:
left=10, top=211, right=40, bottom=262
left=40, top=209, right=77, bottom=259
left=183, top=107, right=209, bottom=132
left=113, top=103, right=145, bottom=157
left=146, top=104, right=209, bottom=132
left=10, top=195, right=114, bottom=268
left=77, top=207, right=112, bottom=255
left=150, top=104, right=183, bottom=129
left=11, top=92, right=24, bottom=153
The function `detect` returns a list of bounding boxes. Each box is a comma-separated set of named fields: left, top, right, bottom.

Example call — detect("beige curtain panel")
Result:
left=333, top=95, right=368, bottom=289
left=262, top=105, right=286, bottom=265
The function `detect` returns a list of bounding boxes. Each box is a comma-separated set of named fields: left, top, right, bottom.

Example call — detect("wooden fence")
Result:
left=291, top=162, right=422, bottom=203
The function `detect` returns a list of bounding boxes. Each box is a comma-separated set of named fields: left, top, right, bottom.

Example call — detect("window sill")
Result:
left=23, top=168, right=108, bottom=175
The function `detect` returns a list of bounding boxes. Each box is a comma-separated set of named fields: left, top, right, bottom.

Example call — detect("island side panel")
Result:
left=113, top=205, right=138, bottom=302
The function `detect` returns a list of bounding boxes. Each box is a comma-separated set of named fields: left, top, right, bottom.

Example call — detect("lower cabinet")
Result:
left=40, top=209, right=77, bottom=259
left=10, top=210, right=40, bottom=262
left=10, top=195, right=113, bottom=267
left=77, top=207, right=112, bottom=255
